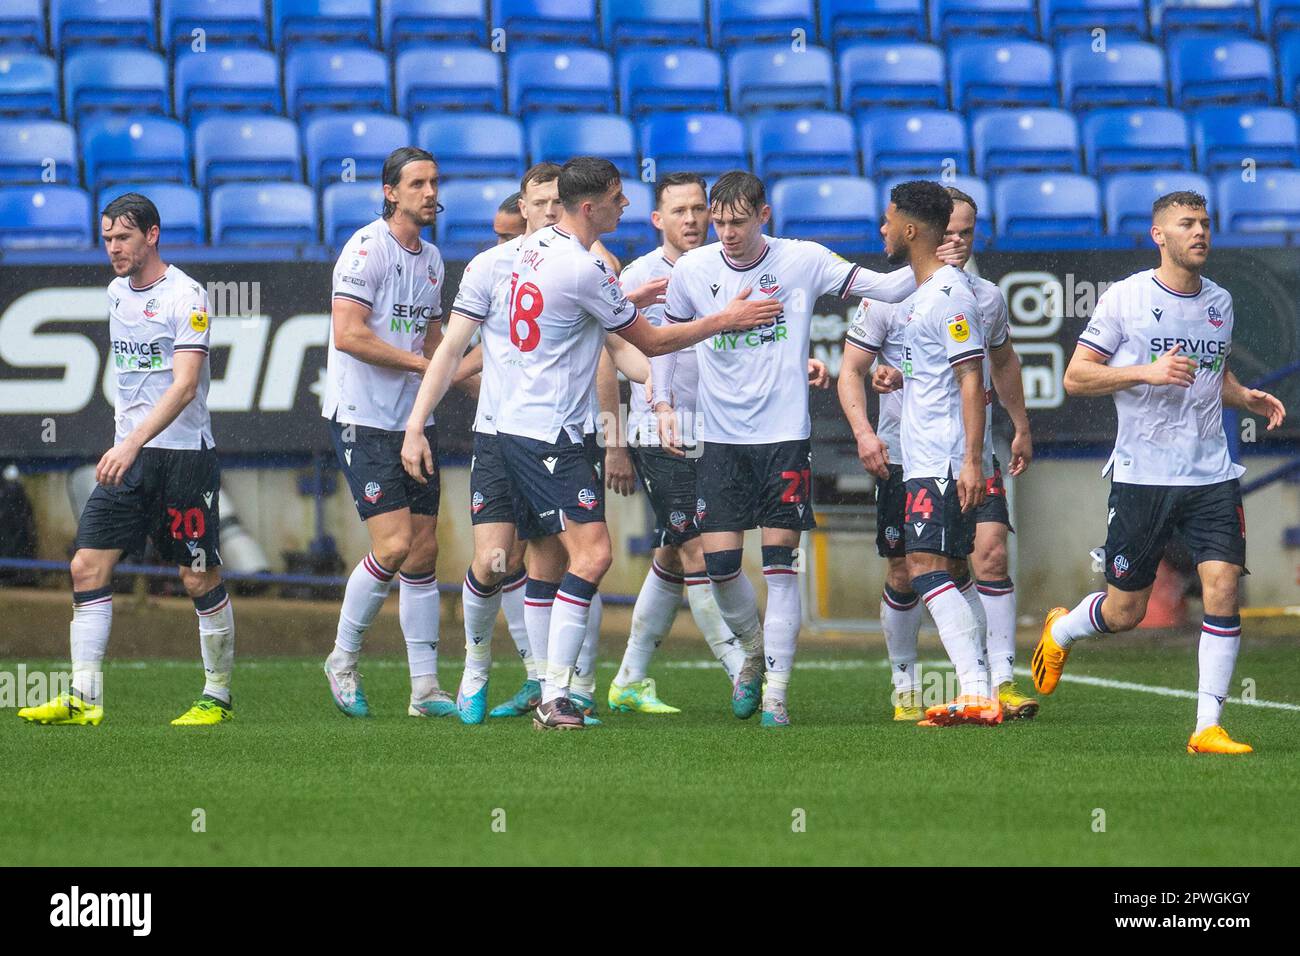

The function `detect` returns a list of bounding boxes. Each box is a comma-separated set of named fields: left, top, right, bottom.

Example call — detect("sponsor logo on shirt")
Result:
left=112, top=339, right=164, bottom=371
left=947, top=313, right=970, bottom=343
left=711, top=316, right=787, bottom=350
left=341, top=274, right=366, bottom=287
left=189, top=309, right=209, bottom=333
left=1147, top=336, right=1228, bottom=372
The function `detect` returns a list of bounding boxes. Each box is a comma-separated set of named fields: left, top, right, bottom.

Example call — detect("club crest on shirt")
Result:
left=1207, top=305, right=1223, bottom=329
left=758, top=273, right=780, bottom=295
left=947, top=313, right=970, bottom=343
left=427, top=264, right=438, bottom=286
left=143, top=298, right=159, bottom=318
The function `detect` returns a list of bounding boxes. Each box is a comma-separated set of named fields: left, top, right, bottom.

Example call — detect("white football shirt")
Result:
left=1078, top=269, right=1242, bottom=486
left=451, top=236, right=521, bottom=435
left=844, top=297, right=904, bottom=454
left=899, top=264, right=987, bottom=481
left=621, top=247, right=699, bottom=446
left=494, top=224, right=637, bottom=444
left=323, top=218, right=445, bottom=432
left=107, top=264, right=214, bottom=450
left=664, top=237, right=916, bottom=444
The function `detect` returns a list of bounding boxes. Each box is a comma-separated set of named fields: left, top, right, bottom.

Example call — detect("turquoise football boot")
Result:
left=488, top=678, right=541, bottom=718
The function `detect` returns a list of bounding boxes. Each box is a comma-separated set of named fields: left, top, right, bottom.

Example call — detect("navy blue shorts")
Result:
left=74, top=445, right=222, bottom=567
left=875, top=464, right=906, bottom=558
left=903, top=474, right=976, bottom=559
left=469, top=431, right=517, bottom=525
left=328, top=419, right=440, bottom=521
left=694, top=438, right=816, bottom=533
left=973, top=454, right=1013, bottom=529
left=631, top=445, right=700, bottom=547
left=498, top=431, right=604, bottom=539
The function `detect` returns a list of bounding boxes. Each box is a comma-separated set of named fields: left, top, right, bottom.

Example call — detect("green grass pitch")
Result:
left=2, top=636, right=1297, bottom=866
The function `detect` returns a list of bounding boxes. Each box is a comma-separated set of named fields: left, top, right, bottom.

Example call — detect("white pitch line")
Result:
left=1011, top=666, right=1300, bottom=713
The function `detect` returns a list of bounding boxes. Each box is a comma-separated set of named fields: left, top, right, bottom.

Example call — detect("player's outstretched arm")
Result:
left=1222, top=368, right=1287, bottom=430
left=616, top=288, right=783, bottom=357
left=97, top=351, right=204, bottom=487
left=1064, top=342, right=1195, bottom=397
left=333, top=297, right=429, bottom=374
left=400, top=311, right=480, bottom=483
left=955, top=359, right=987, bottom=513
left=989, top=342, right=1033, bottom=475
left=837, top=343, right=890, bottom=479
left=603, top=333, right=650, bottom=384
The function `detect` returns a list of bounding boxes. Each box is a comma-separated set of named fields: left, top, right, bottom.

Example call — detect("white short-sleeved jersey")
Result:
left=452, top=236, right=521, bottom=435
left=970, top=273, right=1010, bottom=474
left=1077, top=269, right=1242, bottom=486
left=323, top=218, right=445, bottom=432
left=845, top=297, right=904, bottom=453
left=621, top=247, right=698, bottom=445
left=107, top=265, right=214, bottom=450
left=899, top=265, right=988, bottom=481
left=664, top=237, right=916, bottom=444
left=494, top=224, right=637, bottom=444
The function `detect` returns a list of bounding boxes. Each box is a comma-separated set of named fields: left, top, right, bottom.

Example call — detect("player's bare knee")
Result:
left=1102, top=593, right=1147, bottom=632
left=972, top=540, right=1008, bottom=580
left=373, top=538, right=411, bottom=572
left=179, top=566, right=220, bottom=598
left=885, top=559, right=912, bottom=594
left=70, top=551, right=111, bottom=591
left=1200, top=568, right=1241, bottom=616
left=655, top=545, right=686, bottom=575
left=469, top=553, right=504, bottom=587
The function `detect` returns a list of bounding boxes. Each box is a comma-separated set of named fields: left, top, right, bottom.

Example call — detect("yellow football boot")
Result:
left=1031, top=607, right=1070, bottom=694
left=170, top=696, right=233, bottom=726
left=998, top=681, right=1040, bottom=719
left=1187, top=725, right=1253, bottom=755
left=892, top=688, right=924, bottom=722
left=17, top=693, right=103, bottom=726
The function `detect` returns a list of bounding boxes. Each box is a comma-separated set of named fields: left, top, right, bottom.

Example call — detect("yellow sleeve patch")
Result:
left=189, top=310, right=209, bottom=333
left=947, top=314, right=969, bottom=343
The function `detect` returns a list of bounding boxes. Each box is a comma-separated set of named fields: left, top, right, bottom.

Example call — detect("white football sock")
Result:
left=616, top=560, right=682, bottom=686
left=763, top=669, right=790, bottom=708
left=544, top=575, right=598, bottom=703
left=761, top=556, right=801, bottom=678
left=524, top=580, right=558, bottom=699
left=918, top=574, right=987, bottom=699
left=193, top=584, right=234, bottom=704
left=399, top=571, right=441, bottom=691
left=501, top=571, right=535, bottom=679
left=686, top=571, right=745, bottom=682
left=958, top=577, right=989, bottom=686
left=978, top=579, right=1017, bottom=686
left=461, top=570, right=500, bottom=677
left=881, top=585, right=922, bottom=694
left=708, top=559, right=762, bottom=656
left=1051, top=591, right=1110, bottom=648
left=1196, top=615, right=1242, bottom=733
left=333, top=552, right=395, bottom=660
left=572, top=592, right=602, bottom=698
left=70, top=586, right=112, bottom=705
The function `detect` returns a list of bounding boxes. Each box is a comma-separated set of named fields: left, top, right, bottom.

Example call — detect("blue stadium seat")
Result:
left=64, top=50, right=168, bottom=116
left=437, top=178, right=518, bottom=258
left=839, top=42, right=947, bottom=112
left=82, top=116, right=190, bottom=190
left=880, top=174, right=992, bottom=240
left=0, top=186, right=92, bottom=249
left=1217, top=170, right=1300, bottom=232
left=728, top=44, right=835, bottom=113
left=639, top=113, right=747, bottom=176
left=1150, top=0, right=1257, bottom=39
left=1193, top=107, right=1300, bottom=173
left=931, top=0, right=1038, bottom=38
left=748, top=112, right=857, bottom=178
left=508, top=47, right=614, bottom=113
left=1059, top=40, right=1168, bottom=111
left=859, top=109, right=969, bottom=177
left=494, top=0, right=599, bottom=46
left=1169, top=37, right=1277, bottom=109
left=1103, top=172, right=1212, bottom=235
left=1039, top=0, right=1146, bottom=39
left=0, top=54, right=58, bottom=118
left=1260, top=0, right=1300, bottom=36
left=323, top=181, right=387, bottom=247
left=194, top=116, right=303, bottom=187
left=770, top=177, right=880, bottom=254
left=526, top=113, right=636, bottom=179
left=950, top=39, right=1057, bottom=111
left=0, top=0, right=46, bottom=51
left=0, top=120, right=76, bottom=186
left=397, top=46, right=503, bottom=116
left=305, top=114, right=411, bottom=188
left=972, top=109, right=1080, bottom=177
left=602, top=0, right=708, bottom=47
left=272, top=0, right=378, bottom=50
left=605, top=180, right=656, bottom=262
left=52, top=0, right=156, bottom=50
left=1082, top=108, right=1191, bottom=174
left=162, top=0, right=268, bottom=51
left=383, top=0, right=487, bottom=48
left=174, top=49, right=282, bottom=123
left=97, top=182, right=206, bottom=245
left=1282, top=33, right=1300, bottom=107
left=418, top=113, right=526, bottom=179
left=285, top=48, right=392, bottom=117
left=210, top=183, right=318, bottom=245
left=711, top=0, right=815, bottom=50
left=994, top=173, right=1100, bottom=236
left=619, top=48, right=725, bottom=115
left=819, top=0, right=926, bottom=46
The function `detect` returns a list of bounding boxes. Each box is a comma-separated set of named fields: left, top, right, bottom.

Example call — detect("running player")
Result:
left=660, top=171, right=926, bottom=728
left=1033, top=190, right=1286, bottom=754
left=19, top=193, right=234, bottom=727
left=320, top=146, right=450, bottom=719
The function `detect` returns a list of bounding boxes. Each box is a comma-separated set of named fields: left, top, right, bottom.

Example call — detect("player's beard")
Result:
left=886, top=242, right=910, bottom=266
left=1168, top=239, right=1208, bottom=274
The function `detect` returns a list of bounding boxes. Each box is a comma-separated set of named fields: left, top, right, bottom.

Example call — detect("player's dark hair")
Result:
left=890, top=180, right=954, bottom=239
left=709, top=171, right=765, bottom=217
left=380, top=146, right=437, bottom=220
left=499, top=191, right=523, bottom=214
left=655, top=172, right=707, bottom=208
left=1152, top=190, right=1208, bottom=219
left=520, top=162, right=562, bottom=196
left=558, top=156, right=621, bottom=208
left=101, top=192, right=161, bottom=239
left=944, top=186, right=978, bottom=217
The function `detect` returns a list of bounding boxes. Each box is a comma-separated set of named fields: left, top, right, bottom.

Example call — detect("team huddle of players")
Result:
left=21, top=146, right=1286, bottom=753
